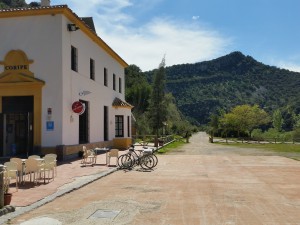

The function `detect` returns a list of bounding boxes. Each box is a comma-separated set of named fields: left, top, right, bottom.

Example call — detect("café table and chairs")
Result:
left=8, top=154, right=56, bottom=185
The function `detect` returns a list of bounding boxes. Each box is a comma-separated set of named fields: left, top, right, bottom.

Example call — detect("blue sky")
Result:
left=28, top=0, right=300, bottom=72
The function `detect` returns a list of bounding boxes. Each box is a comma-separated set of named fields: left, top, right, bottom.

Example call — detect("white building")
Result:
left=0, top=3, right=132, bottom=159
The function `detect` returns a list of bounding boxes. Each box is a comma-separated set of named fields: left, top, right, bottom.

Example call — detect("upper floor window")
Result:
left=90, top=58, right=95, bottom=80
left=71, top=46, right=78, bottom=72
left=104, top=68, right=108, bottom=86
left=119, top=77, right=122, bottom=93
left=113, top=74, right=116, bottom=91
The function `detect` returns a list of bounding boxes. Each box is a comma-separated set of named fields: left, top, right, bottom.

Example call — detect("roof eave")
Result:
left=0, top=5, right=128, bottom=68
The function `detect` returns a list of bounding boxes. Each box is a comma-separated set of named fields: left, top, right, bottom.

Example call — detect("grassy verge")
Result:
left=216, top=141, right=300, bottom=160
left=157, top=139, right=186, bottom=154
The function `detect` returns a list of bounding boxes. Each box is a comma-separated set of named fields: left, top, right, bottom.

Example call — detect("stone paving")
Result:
left=1, top=133, right=300, bottom=225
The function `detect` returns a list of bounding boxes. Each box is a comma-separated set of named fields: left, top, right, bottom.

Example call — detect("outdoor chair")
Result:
left=82, top=146, right=97, bottom=166
left=40, top=156, right=55, bottom=182
left=44, top=154, right=57, bottom=176
left=107, top=149, right=119, bottom=166
left=4, top=161, right=19, bottom=191
left=23, top=158, right=43, bottom=184
left=10, top=157, right=23, bottom=182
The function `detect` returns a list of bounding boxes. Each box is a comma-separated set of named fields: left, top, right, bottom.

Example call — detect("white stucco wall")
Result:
left=60, top=15, right=129, bottom=145
left=0, top=14, right=64, bottom=146
left=0, top=11, right=130, bottom=148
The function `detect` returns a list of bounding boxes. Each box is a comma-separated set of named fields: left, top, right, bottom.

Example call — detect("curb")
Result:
left=0, top=167, right=118, bottom=224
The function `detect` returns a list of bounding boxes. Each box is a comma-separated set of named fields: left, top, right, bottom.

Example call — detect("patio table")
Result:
left=94, top=147, right=110, bottom=165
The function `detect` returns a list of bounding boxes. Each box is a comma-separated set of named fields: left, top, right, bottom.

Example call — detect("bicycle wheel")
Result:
left=140, top=155, right=156, bottom=170
left=150, top=154, right=158, bottom=168
left=117, top=154, right=133, bottom=169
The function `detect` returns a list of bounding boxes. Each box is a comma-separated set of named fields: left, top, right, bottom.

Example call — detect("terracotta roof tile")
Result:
left=112, top=97, right=133, bottom=108
left=0, top=5, right=67, bottom=12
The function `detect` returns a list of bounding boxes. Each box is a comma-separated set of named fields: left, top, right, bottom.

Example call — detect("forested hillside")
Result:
left=144, top=52, right=300, bottom=126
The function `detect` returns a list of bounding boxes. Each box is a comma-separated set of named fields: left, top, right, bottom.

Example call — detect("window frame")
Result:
left=115, top=115, right=124, bottom=137
left=90, top=58, right=95, bottom=80
left=119, top=77, right=122, bottom=93
left=113, top=73, right=116, bottom=91
left=71, top=46, right=78, bottom=72
left=104, top=67, right=108, bottom=86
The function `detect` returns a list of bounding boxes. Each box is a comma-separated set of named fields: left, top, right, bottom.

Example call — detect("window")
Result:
left=127, top=115, right=130, bottom=137
left=90, top=59, right=95, bottom=80
left=104, top=106, right=108, bottom=141
left=113, top=74, right=116, bottom=91
left=119, top=77, right=122, bottom=93
left=104, top=68, right=108, bottom=86
left=115, top=115, right=124, bottom=137
left=71, top=46, right=78, bottom=72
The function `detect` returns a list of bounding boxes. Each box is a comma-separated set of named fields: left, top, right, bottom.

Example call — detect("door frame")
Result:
left=0, top=82, right=44, bottom=150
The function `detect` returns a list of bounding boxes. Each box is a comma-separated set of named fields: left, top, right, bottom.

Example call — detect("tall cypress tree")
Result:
left=148, top=57, right=168, bottom=136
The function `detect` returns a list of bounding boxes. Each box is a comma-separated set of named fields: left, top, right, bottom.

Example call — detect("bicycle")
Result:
left=117, top=145, right=158, bottom=170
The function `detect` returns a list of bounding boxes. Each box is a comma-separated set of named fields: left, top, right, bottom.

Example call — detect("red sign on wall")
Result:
left=72, top=101, right=85, bottom=114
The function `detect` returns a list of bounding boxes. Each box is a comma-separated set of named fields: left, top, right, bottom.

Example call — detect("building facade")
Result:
left=0, top=5, right=132, bottom=159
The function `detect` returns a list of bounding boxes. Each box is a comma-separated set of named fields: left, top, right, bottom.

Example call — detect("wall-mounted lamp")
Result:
left=79, top=90, right=92, bottom=96
left=67, top=24, right=80, bottom=31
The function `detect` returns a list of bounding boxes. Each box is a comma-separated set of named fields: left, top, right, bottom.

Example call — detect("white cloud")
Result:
left=32, top=0, right=231, bottom=71
left=267, top=55, right=300, bottom=72
left=192, top=16, right=200, bottom=20
left=100, top=18, right=231, bottom=71
left=278, top=62, right=300, bottom=72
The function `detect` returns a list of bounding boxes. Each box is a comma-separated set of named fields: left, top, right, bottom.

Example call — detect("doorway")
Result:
left=0, top=96, right=33, bottom=157
left=79, top=100, right=89, bottom=144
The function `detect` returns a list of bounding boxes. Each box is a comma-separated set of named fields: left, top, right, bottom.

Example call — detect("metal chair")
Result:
left=82, top=146, right=97, bottom=166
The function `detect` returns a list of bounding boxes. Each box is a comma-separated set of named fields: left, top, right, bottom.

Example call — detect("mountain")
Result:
left=144, top=51, right=300, bottom=126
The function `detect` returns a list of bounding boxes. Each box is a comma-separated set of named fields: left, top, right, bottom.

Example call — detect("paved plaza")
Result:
left=1, top=132, right=300, bottom=225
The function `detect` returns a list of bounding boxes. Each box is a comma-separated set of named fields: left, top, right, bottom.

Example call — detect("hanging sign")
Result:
left=72, top=101, right=85, bottom=114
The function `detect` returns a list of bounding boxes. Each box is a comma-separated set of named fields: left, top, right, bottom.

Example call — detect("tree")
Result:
left=1, top=0, right=27, bottom=8
left=272, top=109, right=283, bottom=132
left=29, top=1, right=40, bottom=7
left=125, top=65, right=151, bottom=115
left=208, top=109, right=224, bottom=142
left=219, top=112, right=236, bottom=142
left=220, top=104, right=270, bottom=137
left=0, top=2, right=9, bottom=8
left=148, top=57, right=168, bottom=136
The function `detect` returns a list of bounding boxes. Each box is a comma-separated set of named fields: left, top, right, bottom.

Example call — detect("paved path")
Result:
left=2, top=132, right=300, bottom=225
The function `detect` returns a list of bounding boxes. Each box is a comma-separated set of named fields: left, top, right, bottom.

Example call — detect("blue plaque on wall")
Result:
left=46, top=121, right=54, bottom=131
